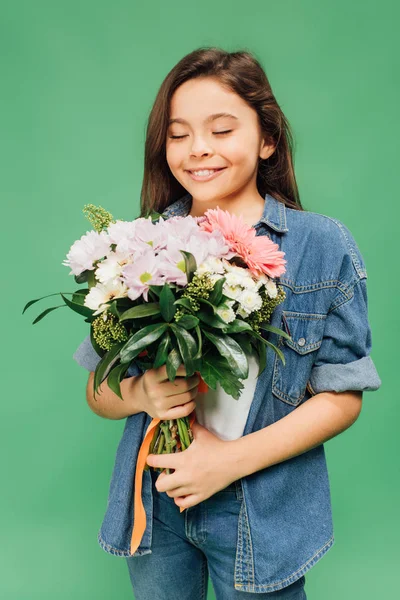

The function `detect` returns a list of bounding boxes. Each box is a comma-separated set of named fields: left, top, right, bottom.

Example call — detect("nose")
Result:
left=189, top=136, right=213, bottom=157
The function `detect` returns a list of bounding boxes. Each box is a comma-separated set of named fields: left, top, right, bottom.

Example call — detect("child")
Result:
left=73, top=47, right=382, bottom=599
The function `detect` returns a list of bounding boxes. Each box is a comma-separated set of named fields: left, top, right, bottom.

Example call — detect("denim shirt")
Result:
left=73, top=192, right=382, bottom=593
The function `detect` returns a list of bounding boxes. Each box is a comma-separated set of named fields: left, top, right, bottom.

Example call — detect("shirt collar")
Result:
left=162, top=192, right=289, bottom=233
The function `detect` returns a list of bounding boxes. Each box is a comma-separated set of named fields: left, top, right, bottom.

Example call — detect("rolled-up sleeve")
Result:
left=309, top=277, right=382, bottom=394
left=73, top=334, right=142, bottom=378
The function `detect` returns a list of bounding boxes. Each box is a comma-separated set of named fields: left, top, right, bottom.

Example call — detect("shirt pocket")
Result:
left=272, top=311, right=327, bottom=406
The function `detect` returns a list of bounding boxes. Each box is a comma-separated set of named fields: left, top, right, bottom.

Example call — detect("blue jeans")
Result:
left=125, top=468, right=307, bottom=599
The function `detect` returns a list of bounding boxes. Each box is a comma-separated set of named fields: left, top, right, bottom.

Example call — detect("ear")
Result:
left=259, top=141, right=275, bottom=161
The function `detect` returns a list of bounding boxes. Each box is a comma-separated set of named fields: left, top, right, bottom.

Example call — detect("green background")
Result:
left=2, top=1, right=397, bottom=598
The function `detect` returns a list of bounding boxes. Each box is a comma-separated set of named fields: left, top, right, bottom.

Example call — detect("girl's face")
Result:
left=166, top=77, right=274, bottom=213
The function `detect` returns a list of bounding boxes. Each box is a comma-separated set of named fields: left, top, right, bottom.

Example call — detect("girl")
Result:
left=73, top=47, right=382, bottom=599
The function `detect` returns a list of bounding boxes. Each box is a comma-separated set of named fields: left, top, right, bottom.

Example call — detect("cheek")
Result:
left=166, top=145, right=184, bottom=173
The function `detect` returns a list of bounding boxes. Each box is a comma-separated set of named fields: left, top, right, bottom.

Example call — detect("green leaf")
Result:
left=199, top=354, right=245, bottom=400
left=74, top=271, right=89, bottom=284
left=255, top=337, right=267, bottom=377
left=148, top=284, right=164, bottom=297
left=159, top=284, right=176, bottom=322
left=119, top=322, right=168, bottom=363
left=119, top=303, right=161, bottom=321
left=173, top=298, right=196, bottom=314
left=202, top=330, right=249, bottom=379
left=247, top=329, right=286, bottom=366
left=71, top=289, right=89, bottom=305
left=60, top=292, right=94, bottom=318
left=153, top=332, right=170, bottom=369
left=259, top=322, right=292, bottom=342
left=169, top=324, right=197, bottom=377
left=107, top=299, right=121, bottom=318
left=166, top=347, right=182, bottom=382
left=179, top=250, right=197, bottom=283
left=208, top=277, right=226, bottom=306
left=221, top=319, right=253, bottom=334
left=148, top=210, right=163, bottom=222
left=196, top=309, right=227, bottom=329
left=192, top=324, right=203, bottom=360
left=176, top=315, right=199, bottom=329
left=93, top=341, right=126, bottom=396
left=197, top=297, right=219, bottom=313
left=22, top=292, right=64, bottom=314
left=31, top=305, right=67, bottom=324
left=106, top=362, right=130, bottom=400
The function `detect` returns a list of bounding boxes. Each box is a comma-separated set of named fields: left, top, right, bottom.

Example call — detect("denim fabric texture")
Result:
left=124, top=467, right=307, bottom=599
left=73, top=192, right=382, bottom=593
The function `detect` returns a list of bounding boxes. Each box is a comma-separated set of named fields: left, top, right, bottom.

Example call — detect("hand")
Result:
left=146, top=420, right=238, bottom=509
left=138, top=364, right=199, bottom=420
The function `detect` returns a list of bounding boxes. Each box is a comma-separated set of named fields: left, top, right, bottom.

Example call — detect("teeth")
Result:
left=192, top=169, right=219, bottom=176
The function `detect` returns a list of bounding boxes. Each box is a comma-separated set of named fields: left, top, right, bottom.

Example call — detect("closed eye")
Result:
left=169, top=130, right=232, bottom=139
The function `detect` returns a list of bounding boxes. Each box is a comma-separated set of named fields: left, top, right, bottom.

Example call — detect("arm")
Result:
left=226, top=390, right=362, bottom=480
left=86, top=372, right=146, bottom=420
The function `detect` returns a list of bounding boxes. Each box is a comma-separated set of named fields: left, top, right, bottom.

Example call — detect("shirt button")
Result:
left=298, top=337, right=306, bottom=346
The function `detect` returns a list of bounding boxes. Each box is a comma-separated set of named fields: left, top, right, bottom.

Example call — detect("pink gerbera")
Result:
left=199, top=207, right=287, bottom=278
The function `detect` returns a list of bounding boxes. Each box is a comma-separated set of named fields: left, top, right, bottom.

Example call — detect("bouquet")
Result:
left=23, top=203, right=292, bottom=554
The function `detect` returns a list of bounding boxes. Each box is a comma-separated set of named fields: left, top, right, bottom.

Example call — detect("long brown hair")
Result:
left=140, top=46, right=304, bottom=217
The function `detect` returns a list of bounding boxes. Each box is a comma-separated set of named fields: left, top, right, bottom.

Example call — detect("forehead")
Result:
left=168, top=77, right=250, bottom=123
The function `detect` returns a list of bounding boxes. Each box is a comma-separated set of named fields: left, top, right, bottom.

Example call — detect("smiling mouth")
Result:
left=186, top=168, right=227, bottom=182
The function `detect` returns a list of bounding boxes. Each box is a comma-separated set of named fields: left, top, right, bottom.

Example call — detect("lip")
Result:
left=186, top=167, right=227, bottom=182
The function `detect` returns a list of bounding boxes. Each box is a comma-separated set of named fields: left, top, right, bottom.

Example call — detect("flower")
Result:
left=96, top=250, right=133, bottom=286
left=121, top=250, right=164, bottom=302
left=84, top=279, right=129, bottom=315
left=216, top=302, right=236, bottom=323
left=237, top=289, right=263, bottom=315
left=199, top=207, right=287, bottom=278
left=62, top=230, right=111, bottom=276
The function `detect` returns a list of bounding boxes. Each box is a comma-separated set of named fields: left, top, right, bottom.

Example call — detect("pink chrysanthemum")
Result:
left=199, top=207, right=287, bottom=278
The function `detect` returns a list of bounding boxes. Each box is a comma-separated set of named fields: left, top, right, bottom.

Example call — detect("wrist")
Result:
left=224, top=437, right=250, bottom=481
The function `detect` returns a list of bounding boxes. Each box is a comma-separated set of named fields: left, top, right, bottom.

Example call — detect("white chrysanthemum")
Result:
left=237, top=289, right=263, bottom=314
left=237, top=305, right=251, bottom=318
left=62, top=230, right=111, bottom=276
left=204, top=256, right=225, bottom=274
left=195, top=262, right=209, bottom=277
left=241, top=275, right=257, bottom=290
left=225, top=271, right=246, bottom=287
left=265, top=279, right=278, bottom=298
left=222, top=283, right=243, bottom=300
left=254, top=274, right=270, bottom=291
left=224, top=262, right=248, bottom=276
left=96, top=250, right=133, bottom=285
left=216, top=304, right=236, bottom=324
left=84, top=279, right=129, bottom=315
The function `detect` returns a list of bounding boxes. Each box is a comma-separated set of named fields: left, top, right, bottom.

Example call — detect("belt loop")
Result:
left=235, top=479, right=243, bottom=501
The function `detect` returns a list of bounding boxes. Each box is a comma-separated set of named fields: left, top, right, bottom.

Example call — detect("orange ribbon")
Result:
left=129, top=373, right=208, bottom=556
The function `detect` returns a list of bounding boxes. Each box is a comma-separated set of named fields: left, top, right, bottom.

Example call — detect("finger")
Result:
left=174, top=494, right=197, bottom=509
left=146, top=453, right=177, bottom=469
left=156, top=475, right=183, bottom=494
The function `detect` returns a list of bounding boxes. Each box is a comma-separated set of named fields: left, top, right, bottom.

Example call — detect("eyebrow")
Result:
left=168, top=112, right=239, bottom=126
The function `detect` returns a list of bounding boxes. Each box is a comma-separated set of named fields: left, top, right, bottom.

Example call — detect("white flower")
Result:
left=203, top=256, right=225, bottom=274
left=216, top=304, right=236, bottom=324
left=222, top=283, right=243, bottom=300
left=237, top=289, right=263, bottom=314
left=84, top=279, right=129, bottom=315
left=241, top=275, right=257, bottom=290
left=225, top=271, right=246, bottom=287
left=252, top=273, right=269, bottom=291
left=96, top=250, right=133, bottom=286
left=62, top=230, right=111, bottom=276
left=265, top=279, right=278, bottom=298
